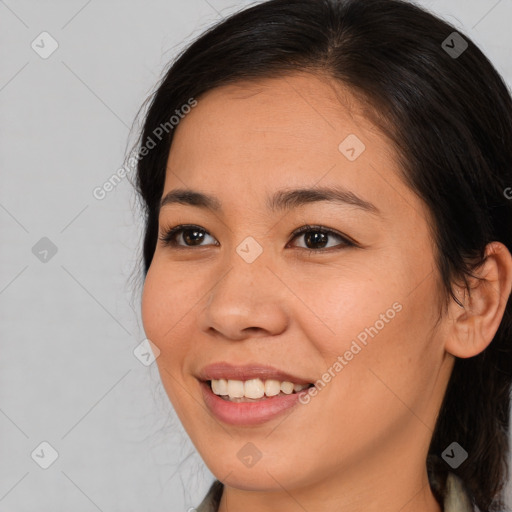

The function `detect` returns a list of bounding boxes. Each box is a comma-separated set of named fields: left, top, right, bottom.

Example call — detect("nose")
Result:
left=197, top=252, right=290, bottom=341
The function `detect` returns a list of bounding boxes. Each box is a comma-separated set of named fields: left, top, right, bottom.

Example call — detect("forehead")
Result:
left=171, top=72, right=389, bottom=154
left=163, top=72, right=411, bottom=219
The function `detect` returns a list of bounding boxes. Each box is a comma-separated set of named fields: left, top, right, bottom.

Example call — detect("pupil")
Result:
left=306, top=231, right=327, bottom=249
left=184, top=229, right=204, bottom=245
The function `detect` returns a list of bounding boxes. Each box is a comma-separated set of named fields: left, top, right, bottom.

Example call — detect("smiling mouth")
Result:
left=206, top=378, right=315, bottom=402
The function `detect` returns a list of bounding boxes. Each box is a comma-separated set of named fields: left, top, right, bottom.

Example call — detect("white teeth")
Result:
left=280, top=381, right=294, bottom=394
left=244, top=378, right=265, bottom=399
left=227, top=379, right=244, bottom=398
left=264, top=379, right=281, bottom=396
left=211, top=378, right=228, bottom=395
left=210, top=378, right=310, bottom=399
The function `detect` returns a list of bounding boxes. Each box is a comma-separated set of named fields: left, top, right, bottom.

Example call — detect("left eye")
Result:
left=288, top=225, right=355, bottom=251
left=158, top=224, right=355, bottom=251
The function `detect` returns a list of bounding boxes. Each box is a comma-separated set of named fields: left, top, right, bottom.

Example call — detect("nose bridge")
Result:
left=214, top=234, right=275, bottom=304
left=199, top=236, right=289, bottom=339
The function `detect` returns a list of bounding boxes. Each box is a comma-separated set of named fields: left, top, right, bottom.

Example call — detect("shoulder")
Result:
left=443, top=472, right=479, bottom=512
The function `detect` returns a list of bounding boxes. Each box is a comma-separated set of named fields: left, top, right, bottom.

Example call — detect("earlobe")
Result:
left=444, top=241, right=512, bottom=359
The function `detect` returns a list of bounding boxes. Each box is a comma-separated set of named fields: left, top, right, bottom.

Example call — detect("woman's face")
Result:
left=141, top=73, right=454, bottom=504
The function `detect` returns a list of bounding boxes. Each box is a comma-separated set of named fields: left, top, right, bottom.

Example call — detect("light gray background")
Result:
left=0, top=0, right=511, bottom=510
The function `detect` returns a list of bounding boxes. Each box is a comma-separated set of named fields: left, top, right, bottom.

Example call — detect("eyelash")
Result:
left=158, top=224, right=356, bottom=252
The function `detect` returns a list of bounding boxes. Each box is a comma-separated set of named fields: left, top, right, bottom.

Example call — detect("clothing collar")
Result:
left=194, top=472, right=477, bottom=512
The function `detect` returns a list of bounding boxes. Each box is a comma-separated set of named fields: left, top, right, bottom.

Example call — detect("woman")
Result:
left=131, top=0, right=512, bottom=510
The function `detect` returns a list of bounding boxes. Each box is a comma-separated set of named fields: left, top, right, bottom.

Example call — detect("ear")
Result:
left=444, top=241, right=512, bottom=359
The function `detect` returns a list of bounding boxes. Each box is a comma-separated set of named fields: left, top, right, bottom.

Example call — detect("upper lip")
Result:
left=197, top=362, right=313, bottom=385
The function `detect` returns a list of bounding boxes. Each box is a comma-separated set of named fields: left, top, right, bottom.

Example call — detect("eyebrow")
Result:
left=159, top=186, right=380, bottom=216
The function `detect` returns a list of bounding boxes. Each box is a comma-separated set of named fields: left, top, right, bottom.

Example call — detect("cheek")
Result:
left=299, top=261, right=435, bottom=381
left=141, top=265, right=191, bottom=404
left=140, top=263, right=184, bottom=358
left=140, top=265, right=163, bottom=346
left=293, top=266, right=393, bottom=351
left=141, top=260, right=208, bottom=376
left=141, top=261, right=189, bottom=341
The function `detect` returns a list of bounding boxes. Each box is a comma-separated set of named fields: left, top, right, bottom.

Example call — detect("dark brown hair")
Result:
left=131, top=1, right=512, bottom=509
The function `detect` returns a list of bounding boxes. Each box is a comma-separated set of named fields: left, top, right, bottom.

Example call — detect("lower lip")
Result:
left=199, top=381, right=310, bottom=426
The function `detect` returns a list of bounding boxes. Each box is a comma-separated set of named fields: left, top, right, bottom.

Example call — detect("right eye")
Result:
left=158, top=224, right=218, bottom=248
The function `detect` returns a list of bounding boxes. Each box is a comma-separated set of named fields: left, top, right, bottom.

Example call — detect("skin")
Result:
left=141, top=72, right=512, bottom=512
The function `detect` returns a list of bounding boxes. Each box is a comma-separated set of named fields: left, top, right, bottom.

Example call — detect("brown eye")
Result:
left=288, top=225, right=355, bottom=252
left=159, top=225, right=217, bottom=247
left=158, top=223, right=356, bottom=252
